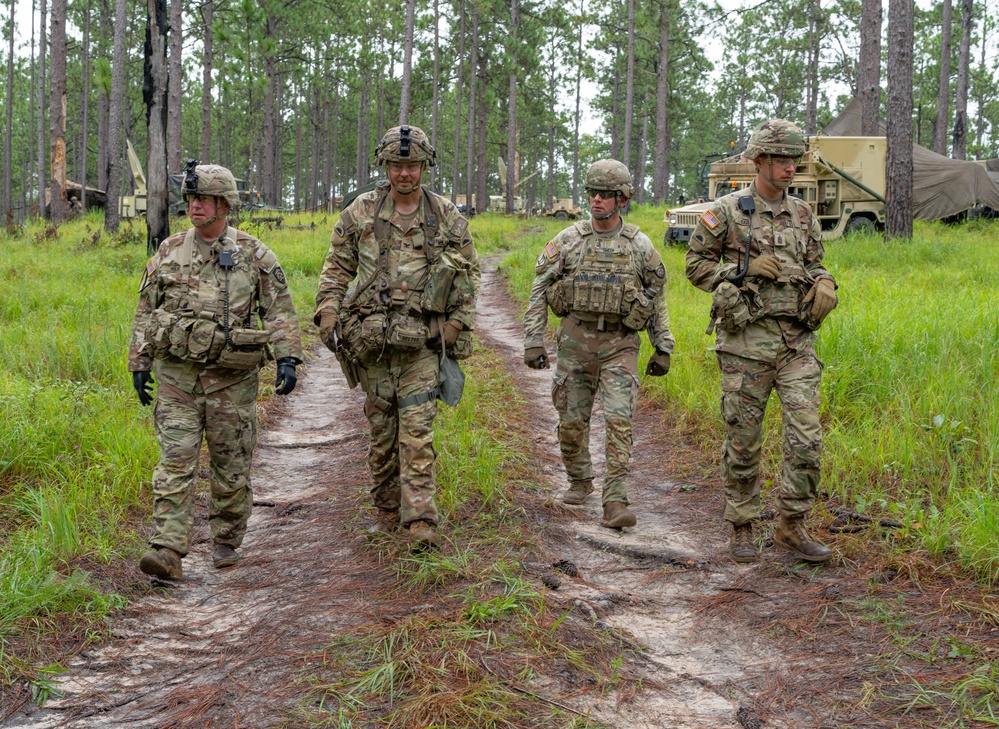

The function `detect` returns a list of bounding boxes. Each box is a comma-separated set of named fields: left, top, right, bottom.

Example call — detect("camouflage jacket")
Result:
left=524, top=218, right=675, bottom=353
left=314, top=183, right=479, bottom=330
left=128, top=226, right=303, bottom=394
left=685, top=181, right=835, bottom=360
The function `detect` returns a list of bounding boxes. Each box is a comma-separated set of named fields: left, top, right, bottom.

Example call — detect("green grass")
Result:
left=499, top=205, right=999, bottom=585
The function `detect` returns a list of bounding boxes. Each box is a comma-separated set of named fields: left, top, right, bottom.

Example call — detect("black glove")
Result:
left=645, top=350, right=671, bottom=377
left=132, top=370, right=155, bottom=406
left=275, top=357, right=298, bottom=395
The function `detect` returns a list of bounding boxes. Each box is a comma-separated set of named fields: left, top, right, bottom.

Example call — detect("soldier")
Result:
left=524, top=160, right=674, bottom=529
left=685, top=119, right=838, bottom=564
left=129, top=162, right=303, bottom=580
left=315, top=125, right=479, bottom=549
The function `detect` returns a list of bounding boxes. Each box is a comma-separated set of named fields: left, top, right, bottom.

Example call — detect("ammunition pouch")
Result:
left=571, top=272, right=627, bottom=316
left=357, top=312, right=387, bottom=360
left=755, top=281, right=804, bottom=319
left=386, top=311, right=429, bottom=351
left=147, top=310, right=224, bottom=363
left=709, top=282, right=752, bottom=334
left=420, top=263, right=457, bottom=314
left=621, top=292, right=655, bottom=331
left=546, top=279, right=572, bottom=318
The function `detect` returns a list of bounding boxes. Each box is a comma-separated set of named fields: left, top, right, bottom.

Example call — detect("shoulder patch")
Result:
left=272, top=265, right=287, bottom=286
left=700, top=210, right=721, bottom=230
left=146, top=257, right=157, bottom=276
left=544, top=240, right=559, bottom=261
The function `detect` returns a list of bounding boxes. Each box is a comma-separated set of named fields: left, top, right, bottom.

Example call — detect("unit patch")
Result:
left=273, top=265, right=287, bottom=286
left=700, top=210, right=721, bottom=230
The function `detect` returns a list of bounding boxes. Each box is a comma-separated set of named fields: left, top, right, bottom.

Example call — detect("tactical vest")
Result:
left=145, top=227, right=270, bottom=370
left=739, top=191, right=815, bottom=319
left=340, top=185, right=471, bottom=358
left=554, top=221, right=654, bottom=330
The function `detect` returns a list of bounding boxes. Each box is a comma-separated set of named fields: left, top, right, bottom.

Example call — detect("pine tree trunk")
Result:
left=465, top=6, right=478, bottom=210
left=932, top=0, right=952, bottom=153
left=635, top=115, right=647, bottom=204
left=309, top=87, right=319, bottom=208
left=167, top=0, right=181, bottom=174
left=475, top=48, right=487, bottom=213
left=623, top=0, right=635, bottom=170
left=572, top=0, right=583, bottom=207
left=805, top=0, right=819, bottom=134
left=452, top=1, right=465, bottom=204
left=79, top=0, right=89, bottom=210
left=104, top=0, right=125, bottom=230
left=885, top=0, right=914, bottom=240
left=294, top=100, right=301, bottom=211
left=36, top=0, right=47, bottom=219
left=49, top=0, right=69, bottom=223
left=951, top=0, right=972, bottom=159
left=974, top=4, right=987, bottom=152
left=400, top=0, right=415, bottom=124
left=430, top=0, right=439, bottom=190
left=200, top=0, right=212, bottom=161
left=145, top=0, right=170, bottom=253
left=610, top=66, right=620, bottom=159
left=505, top=0, right=517, bottom=214
left=356, top=76, right=370, bottom=186
left=653, top=0, right=669, bottom=204
left=29, top=0, right=36, bottom=215
left=858, top=0, right=884, bottom=136
left=4, top=0, right=15, bottom=219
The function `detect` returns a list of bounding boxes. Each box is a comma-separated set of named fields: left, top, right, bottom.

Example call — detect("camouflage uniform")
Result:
left=685, top=126, right=836, bottom=525
left=525, top=212, right=674, bottom=506
left=129, top=225, right=303, bottom=556
left=315, top=164, right=479, bottom=528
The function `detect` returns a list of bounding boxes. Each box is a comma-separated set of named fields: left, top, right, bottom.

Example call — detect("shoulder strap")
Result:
left=621, top=222, right=639, bottom=239
left=421, top=187, right=444, bottom=263
left=179, top=228, right=196, bottom=298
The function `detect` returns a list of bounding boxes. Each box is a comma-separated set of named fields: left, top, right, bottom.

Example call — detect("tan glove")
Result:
left=746, top=254, right=782, bottom=280
left=645, top=350, right=671, bottom=377
left=318, top=310, right=339, bottom=349
left=524, top=346, right=549, bottom=369
left=443, top=319, right=463, bottom=348
left=802, top=278, right=838, bottom=322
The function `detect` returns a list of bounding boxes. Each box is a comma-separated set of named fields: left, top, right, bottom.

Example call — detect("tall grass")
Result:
left=499, top=205, right=999, bottom=584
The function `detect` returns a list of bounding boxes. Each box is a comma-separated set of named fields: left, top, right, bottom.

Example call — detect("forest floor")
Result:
left=5, top=257, right=999, bottom=728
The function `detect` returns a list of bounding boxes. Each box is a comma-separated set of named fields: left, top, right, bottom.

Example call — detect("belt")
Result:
left=569, top=313, right=624, bottom=332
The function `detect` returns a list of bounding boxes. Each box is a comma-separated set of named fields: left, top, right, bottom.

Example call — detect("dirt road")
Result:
left=7, top=258, right=982, bottom=729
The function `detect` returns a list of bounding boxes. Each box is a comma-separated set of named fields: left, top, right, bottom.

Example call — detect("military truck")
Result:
left=541, top=198, right=585, bottom=221
left=664, top=136, right=887, bottom=245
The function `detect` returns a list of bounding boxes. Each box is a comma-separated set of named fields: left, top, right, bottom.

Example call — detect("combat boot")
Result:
left=369, top=508, right=400, bottom=535
left=408, top=520, right=442, bottom=550
left=600, top=501, right=637, bottom=529
left=729, top=522, right=758, bottom=563
left=562, top=480, right=594, bottom=505
left=774, top=513, right=832, bottom=563
left=139, top=547, right=183, bottom=580
left=212, top=544, right=239, bottom=568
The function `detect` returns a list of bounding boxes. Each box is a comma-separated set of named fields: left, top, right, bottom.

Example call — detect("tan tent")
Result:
left=822, top=98, right=999, bottom=220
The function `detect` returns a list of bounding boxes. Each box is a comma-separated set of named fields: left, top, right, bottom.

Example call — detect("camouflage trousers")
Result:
left=149, top=377, right=258, bottom=555
left=361, top=346, right=439, bottom=526
left=552, top=317, right=640, bottom=505
left=716, top=344, right=823, bottom=524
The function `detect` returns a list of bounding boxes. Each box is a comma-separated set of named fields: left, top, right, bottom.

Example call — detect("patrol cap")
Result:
left=375, top=125, right=436, bottom=167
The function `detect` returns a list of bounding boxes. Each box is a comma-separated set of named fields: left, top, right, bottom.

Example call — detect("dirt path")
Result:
left=8, top=257, right=973, bottom=729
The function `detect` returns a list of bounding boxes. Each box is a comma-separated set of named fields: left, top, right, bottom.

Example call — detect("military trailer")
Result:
left=664, top=136, right=887, bottom=245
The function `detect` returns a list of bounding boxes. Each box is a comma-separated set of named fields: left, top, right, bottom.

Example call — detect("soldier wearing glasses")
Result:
left=523, top=159, right=674, bottom=529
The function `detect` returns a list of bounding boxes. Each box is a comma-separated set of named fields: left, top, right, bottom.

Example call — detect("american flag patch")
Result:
left=544, top=240, right=559, bottom=260
left=701, top=210, right=720, bottom=230
left=146, top=258, right=157, bottom=275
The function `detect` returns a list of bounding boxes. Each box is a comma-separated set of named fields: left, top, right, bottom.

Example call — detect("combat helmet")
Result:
left=182, top=160, right=241, bottom=211
left=375, top=125, right=436, bottom=167
left=584, top=159, right=635, bottom=199
left=743, top=119, right=806, bottom=161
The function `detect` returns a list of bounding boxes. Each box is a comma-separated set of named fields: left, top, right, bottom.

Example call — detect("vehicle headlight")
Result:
left=669, top=214, right=678, bottom=226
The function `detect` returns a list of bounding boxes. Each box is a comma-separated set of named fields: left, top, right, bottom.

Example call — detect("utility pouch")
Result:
left=448, top=330, right=474, bottom=360
left=421, top=265, right=457, bottom=314
left=146, top=309, right=181, bottom=359
left=187, top=319, right=220, bottom=362
left=438, top=353, right=465, bottom=407
left=621, top=293, right=654, bottom=331
left=357, top=312, right=387, bottom=359
left=546, top=279, right=571, bottom=318
left=758, top=282, right=802, bottom=319
left=216, top=328, right=270, bottom=370
left=798, top=293, right=824, bottom=331
left=710, top=281, right=752, bottom=333
left=387, top=312, right=429, bottom=351
left=340, top=313, right=365, bottom=357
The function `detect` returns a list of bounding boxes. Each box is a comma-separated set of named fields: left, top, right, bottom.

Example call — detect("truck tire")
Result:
left=845, top=215, right=876, bottom=236
left=554, top=211, right=569, bottom=221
